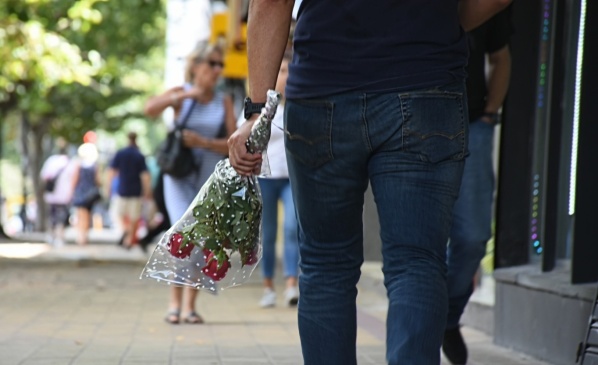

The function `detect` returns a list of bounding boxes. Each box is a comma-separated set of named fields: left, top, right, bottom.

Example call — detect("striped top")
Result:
left=163, top=90, right=227, bottom=223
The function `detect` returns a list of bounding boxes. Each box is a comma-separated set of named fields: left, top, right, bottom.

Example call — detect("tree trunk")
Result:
left=0, top=112, right=9, bottom=239
left=20, top=112, right=50, bottom=232
left=19, top=112, right=31, bottom=232
left=30, top=122, right=47, bottom=232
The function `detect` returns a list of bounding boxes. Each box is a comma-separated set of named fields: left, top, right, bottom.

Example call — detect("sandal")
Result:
left=164, top=310, right=180, bottom=324
left=183, top=311, right=204, bottom=324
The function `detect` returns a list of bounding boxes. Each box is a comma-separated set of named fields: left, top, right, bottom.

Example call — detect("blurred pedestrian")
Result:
left=144, top=42, right=237, bottom=324
left=138, top=171, right=170, bottom=251
left=71, top=142, right=101, bottom=246
left=444, top=7, right=512, bottom=365
left=253, top=51, right=299, bottom=308
left=106, top=132, right=152, bottom=249
left=228, top=1, right=512, bottom=364
left=107, top=174, right=121, bottom=231
left=40, top=139, right=75, bottom=247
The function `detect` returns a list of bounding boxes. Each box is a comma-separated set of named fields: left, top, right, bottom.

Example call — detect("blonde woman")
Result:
left=71, top=142, right=101, bottom=246
left=144, top=43, right=236, bottom=324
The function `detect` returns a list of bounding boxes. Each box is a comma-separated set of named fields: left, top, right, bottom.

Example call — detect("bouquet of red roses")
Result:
left=140, top=90, right=281, bottom=292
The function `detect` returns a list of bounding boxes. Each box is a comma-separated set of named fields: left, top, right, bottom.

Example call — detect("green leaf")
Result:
left=203, top=238, right=219, bottom=252
left=196, top=223, right=216, bottom=239
left=234, top=221, right=250, bottom=240
left=0, top=0, right=166, bottom=140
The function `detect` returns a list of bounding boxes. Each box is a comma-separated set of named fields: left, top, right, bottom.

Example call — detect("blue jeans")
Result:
left=285, top=81, right=468, bottom=365
left=258, top=178, right=300, bottom=279
left=446, top=119, right=496, bottom=329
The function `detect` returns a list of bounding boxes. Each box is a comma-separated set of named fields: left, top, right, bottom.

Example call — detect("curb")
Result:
left=0, top=242, right=150, bottom=264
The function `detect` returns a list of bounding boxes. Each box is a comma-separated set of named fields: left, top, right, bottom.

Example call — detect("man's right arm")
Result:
left=484, top=45, right=511, bottom=119
left=228, top=0, right=294, bottom=175
left=246, top=0, right=294, bottom=105
left=459, top=0, right=512, bottom=32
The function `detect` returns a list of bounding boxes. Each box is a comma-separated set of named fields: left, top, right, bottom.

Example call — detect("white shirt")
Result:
left=293, top=0, right=302, bottom=19
left=264, top=105, right=288, bottom=179
left=40, top=155, right=76, bottom=205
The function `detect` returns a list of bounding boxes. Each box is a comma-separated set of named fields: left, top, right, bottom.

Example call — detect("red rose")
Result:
left=244, top=249, right=259, bottom=266
left=167, top=232, right=193, bottom=259
left=221, top=238, right=232, bottom=249
left=202, top=252, right=231, bottom=281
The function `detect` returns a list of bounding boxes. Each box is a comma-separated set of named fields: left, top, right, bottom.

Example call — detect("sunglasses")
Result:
left=206, top=60, right=225, bottom=69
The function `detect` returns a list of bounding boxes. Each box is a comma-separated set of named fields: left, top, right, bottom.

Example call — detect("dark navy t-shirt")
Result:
left=287, top=0, right=469, bottom=99
left=110, top=146, right=147, bottom=197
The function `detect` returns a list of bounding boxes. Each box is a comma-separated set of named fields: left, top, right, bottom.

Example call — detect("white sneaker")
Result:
left=284, top=287, right=299, bottom=307
left=259, top=288, right=277, bottom=308
left=53, top=238, right=65, bottom=248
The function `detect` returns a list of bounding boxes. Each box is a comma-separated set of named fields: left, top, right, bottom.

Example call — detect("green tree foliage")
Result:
left=0, top=0, right=166, bottom=141
left=0, top=0, right=166, bottom=231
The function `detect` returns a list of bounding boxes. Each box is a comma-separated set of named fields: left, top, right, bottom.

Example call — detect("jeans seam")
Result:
left=328, top=101, right=334, bottom=162
left=458, top=96, right=466, bottom=160
left=398, top=94, right=408, bottom=153
left=361, top=94, right=373, bottom=152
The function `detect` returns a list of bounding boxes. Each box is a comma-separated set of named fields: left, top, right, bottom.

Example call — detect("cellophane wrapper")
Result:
left=140, top=90, right=281, bottom=292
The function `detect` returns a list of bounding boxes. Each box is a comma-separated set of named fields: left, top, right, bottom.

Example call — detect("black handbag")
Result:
left=81, top=186, right=102, bottom=206
left=44, top=163, right=67, bottom=192
left=156, top=100, right=198, bottom=178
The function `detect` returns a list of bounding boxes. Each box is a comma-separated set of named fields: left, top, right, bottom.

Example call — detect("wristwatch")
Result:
left=482, top=112, right=500, bottom=125
left=244, top=97, right=266, bottom=120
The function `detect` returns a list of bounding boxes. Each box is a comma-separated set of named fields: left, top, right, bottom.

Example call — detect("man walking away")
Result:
left=107, top=132, right=152, bottom=249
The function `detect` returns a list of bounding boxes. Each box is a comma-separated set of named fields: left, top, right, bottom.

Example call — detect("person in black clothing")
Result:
left=107, top=132, right=152, bottom=248
left=443, top=7, right=513, bottom=365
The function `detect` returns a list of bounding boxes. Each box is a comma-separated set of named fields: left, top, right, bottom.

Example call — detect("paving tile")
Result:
left=0, top=250, right=555, bottom=365
left=20, top=358, right=73, bottom=365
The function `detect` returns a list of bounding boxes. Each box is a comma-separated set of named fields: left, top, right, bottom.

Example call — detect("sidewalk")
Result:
left=0, top=232, right=552, bottom=365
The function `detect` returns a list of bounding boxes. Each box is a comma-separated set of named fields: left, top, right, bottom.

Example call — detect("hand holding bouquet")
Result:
left=141, top=90, right=281, bottom=292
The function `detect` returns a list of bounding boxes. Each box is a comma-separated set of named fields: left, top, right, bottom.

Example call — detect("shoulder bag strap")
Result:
left=174, top=99, right=198, bottom=130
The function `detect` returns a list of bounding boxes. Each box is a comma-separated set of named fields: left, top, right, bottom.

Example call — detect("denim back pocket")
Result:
left=284, top=99, right=334, bottom=168
left=399, top=88, right=467, bottom=163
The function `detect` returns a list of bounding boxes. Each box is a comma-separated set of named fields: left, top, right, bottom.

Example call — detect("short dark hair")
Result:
left=128, top=132, right=137, bottom=143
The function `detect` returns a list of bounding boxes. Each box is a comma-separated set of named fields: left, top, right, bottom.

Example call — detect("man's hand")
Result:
left=228, top=119, right=262, bottom=176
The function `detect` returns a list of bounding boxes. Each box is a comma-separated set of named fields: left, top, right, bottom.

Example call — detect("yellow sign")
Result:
left=210, top=12, right=248, bottom=80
